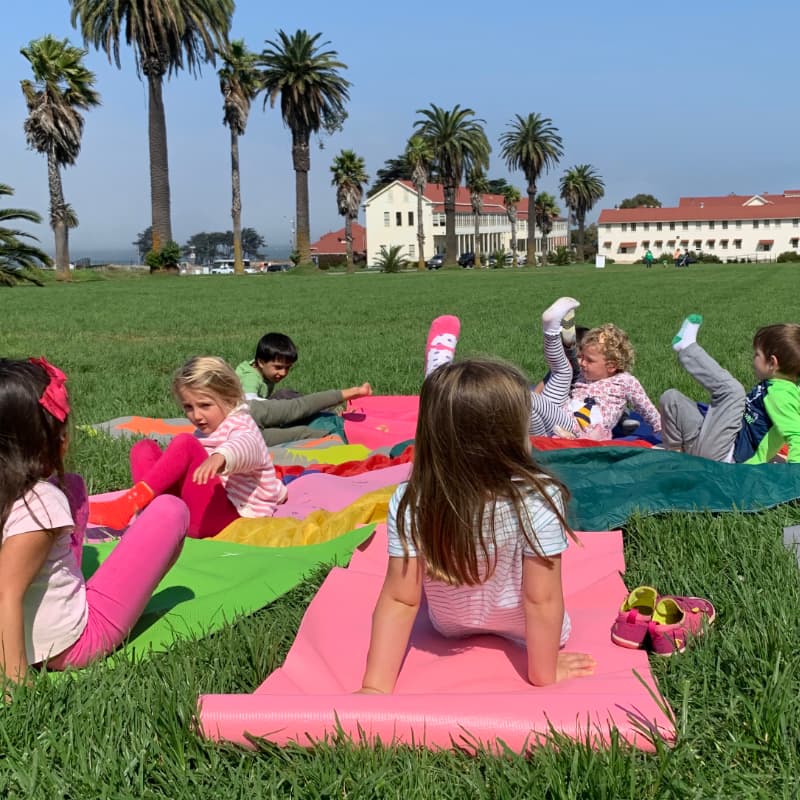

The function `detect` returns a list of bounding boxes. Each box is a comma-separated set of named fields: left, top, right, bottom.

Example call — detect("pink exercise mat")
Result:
left=198, top=526, right=675, bottom=753
left=344, top=395, right=419, bottom=450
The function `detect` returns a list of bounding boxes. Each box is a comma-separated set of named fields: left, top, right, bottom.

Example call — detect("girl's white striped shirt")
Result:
left=197, top=405, right=286, bottom=517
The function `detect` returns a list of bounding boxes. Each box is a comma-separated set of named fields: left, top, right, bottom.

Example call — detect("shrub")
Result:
left=777, top=251, right=800, bottom=263
left=146, top=241, right=181, bottom=273
left=550, top=246, right=571, bottom=266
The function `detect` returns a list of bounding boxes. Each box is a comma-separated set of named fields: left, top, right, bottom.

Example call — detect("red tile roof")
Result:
left=311, top=222, right=366, bottom=255
left=598, top=191, right=800, bottom=224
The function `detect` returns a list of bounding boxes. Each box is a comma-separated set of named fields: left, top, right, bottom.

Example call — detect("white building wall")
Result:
left=598, top=215, right=800, bottom=264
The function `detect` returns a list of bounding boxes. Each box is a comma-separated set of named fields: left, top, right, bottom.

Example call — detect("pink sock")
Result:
left=425, top=315, right=461, bottom=376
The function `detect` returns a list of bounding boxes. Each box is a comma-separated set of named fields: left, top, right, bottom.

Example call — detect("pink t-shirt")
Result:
left=2, top=481, right=88, bottom=663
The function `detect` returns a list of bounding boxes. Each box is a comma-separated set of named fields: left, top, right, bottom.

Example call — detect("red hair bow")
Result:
left=29, top=356, right=70, bottom=422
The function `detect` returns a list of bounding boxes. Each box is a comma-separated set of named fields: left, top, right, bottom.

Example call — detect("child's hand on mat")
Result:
left=556, top=652, right=597, bottom=682
left=193, top=453, right=226, bottom=485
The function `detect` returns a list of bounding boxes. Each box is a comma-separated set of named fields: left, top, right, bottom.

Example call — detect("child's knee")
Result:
left=659, top=388, right=681, bottom=416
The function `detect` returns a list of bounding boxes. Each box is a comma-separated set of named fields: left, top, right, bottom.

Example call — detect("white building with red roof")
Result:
left=363, top=180, right=567, bottom=265
left=597, top=191, right=800, bottom=263
left=310, top=222, right=366, bottom=266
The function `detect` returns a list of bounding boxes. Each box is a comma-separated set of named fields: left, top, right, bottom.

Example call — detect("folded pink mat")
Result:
left=344, top=395, right=419, bottom=450
left=198, top=526, right=675, bottom=753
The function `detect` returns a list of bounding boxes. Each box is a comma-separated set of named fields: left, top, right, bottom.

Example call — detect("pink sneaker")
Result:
left=611, top=585, right=657, bottom=649
left=648, top=596, right=716, bottom=656
left=424, top=315, right=461, bottom=377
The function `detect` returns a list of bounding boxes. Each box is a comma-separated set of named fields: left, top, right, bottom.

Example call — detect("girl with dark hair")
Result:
left=0, top=358, right=189, bottom=683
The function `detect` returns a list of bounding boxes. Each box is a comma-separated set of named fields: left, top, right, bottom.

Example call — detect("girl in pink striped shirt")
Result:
left=89, top=357, right=286, bottom=538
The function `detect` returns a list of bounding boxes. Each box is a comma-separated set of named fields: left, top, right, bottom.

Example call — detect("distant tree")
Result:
left=0, top=183, right=50, bottom=286
left=218, top=39, right=260, bottom=274
left=367, top=154, right=412, bottom=197
left=499, top=113, right=563, bottom=268
left=503, top=186, right=522, bottom=266
left=560, top=164, right=605, bottom=262
left=241, top=227, right=265, bottom=259
left=71, top=0, right=234, bottom=252
left=414, top=104, right=490, bottom=265
left=572, top=222, right=599, bottom=258
left=133, top=226, right=153, bottom=259
left=405, top=135, right=433, bottom=270
left=467, top=169, right=489, bottom=268
left=259, top=29, right=350, bottom=265
left=330, top=149, right=368, bottom=273
left=619, top=193, right=661, bottom=208
left=486, top=177, right=511, bottom=195
left=375, top=244, right=408, bottom=273
left=20, top=35, right=100, bottom=278
left=535, top=191, right=560, bottom=266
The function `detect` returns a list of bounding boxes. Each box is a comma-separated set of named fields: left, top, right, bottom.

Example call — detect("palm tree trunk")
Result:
left=416, top=187, right=425, bottom=270
left=230, top=128, right=243, bottom=274
left=511, top=219, right=518, bottom=266
left=443, top=181, right=456, bottom=265
left=146, top=69, right=172, bottom=251
left=292, top=130, right=312, bottom=265
left=577, top=213, right=586, bottom=263
left=47, top=151, right=69, bottom=279
left=526, top=182, right=537, bottom=267
left=344, top=214, right=354, bottom=273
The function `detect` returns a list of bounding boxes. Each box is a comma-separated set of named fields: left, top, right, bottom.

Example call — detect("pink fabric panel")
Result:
left=273, top=464, right=410, bottom=519
left=343, top=396, right=419, bottom=450
left=198, top=526, right=675, bottom=753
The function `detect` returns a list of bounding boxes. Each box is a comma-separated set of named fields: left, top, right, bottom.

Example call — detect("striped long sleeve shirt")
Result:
left=197, top=406, right=287, bottom=517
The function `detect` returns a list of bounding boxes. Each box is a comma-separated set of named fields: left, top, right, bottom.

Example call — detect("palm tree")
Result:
left=259, top=30, right=350, bottom=266
left=535, top=192, right=560, bottom=266
left=499, top=113, right=563, bottom=267
left=405, top=134, right=433, bottom=270
left=330, top=149, right=368, bottom=273
left=70, top=0, right=233, bottom=252
left=467, top=169, right=489, bottom=268
left=414, top=104, right=490, bottom=265
left=20, top=35, right=99, bottom=279
left=560, top=164, right=605, bottom=263
left=375, top=244, right=408, bottom=273
left=218, top=39, right=260, bottom=275
left=0, top=183, right=50, bottom=286
left=503, top=186, right=522, bottom=266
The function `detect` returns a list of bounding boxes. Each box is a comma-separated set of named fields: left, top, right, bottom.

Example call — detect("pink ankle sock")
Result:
left=425, top=315, right=461, bottom=376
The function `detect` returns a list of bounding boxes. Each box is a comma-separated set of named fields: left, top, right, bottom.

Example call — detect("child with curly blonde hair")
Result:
left=529, top=298, right=661, bottom=440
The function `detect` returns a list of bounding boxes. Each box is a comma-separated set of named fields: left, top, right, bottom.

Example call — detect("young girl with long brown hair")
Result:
left=360, top=357, right=596, bottom=694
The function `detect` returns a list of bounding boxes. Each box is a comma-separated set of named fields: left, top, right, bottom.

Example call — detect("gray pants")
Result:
left=659, top=343, right=745, bottom=462
left=248, top=389, right=343, bottom=446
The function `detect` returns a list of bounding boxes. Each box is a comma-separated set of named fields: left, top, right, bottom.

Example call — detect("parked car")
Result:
left=266, top=262, right=291, bottom=272
left=505, top=252, right=526, bottom=267
left=426, top=253, right=445, bottom=270
left=210, top=264, right=234, bottom=274
left=457, top=252, right=475, bottom=268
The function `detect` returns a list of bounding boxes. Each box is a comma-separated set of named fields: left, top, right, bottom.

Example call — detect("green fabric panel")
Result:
left=307, top=411, right=347, bottom=439
left=81, top=525, right=375, bottom=659
left=534, top=446, right=800, bottom=530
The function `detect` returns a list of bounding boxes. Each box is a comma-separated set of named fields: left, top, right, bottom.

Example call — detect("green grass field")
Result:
left=1, top=263, right=800, bottom=798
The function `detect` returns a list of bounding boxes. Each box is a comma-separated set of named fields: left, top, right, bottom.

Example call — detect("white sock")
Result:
left=542, top=297, right=580, bottom=336
left=672, top=314, right=703, bottom=352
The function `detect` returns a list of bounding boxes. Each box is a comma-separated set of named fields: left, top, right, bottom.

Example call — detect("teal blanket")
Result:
left=536, top=447, right=800, bottom=530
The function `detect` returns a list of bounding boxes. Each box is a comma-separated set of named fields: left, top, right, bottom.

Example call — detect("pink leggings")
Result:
left=130, top=435, right=240, bottom=538
left=48, top=493, right=189, bottom=670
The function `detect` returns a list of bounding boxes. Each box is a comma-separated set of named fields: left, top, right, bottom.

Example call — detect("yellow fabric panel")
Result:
left=281, top=444, right=371, bottom=466
left=211, top=486, right=395, bottom=547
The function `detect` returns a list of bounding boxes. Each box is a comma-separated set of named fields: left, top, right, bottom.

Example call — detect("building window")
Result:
left=682, top=221, right=689, bottom=230
left=735, top=220, right=742, bottom=229
left=643, top=223, right=649, bottom=231
left=395, top=212, right=402, bottom=226
left=669, top=222, right=675, bottom=230
left=753, top=220, right=759, bottom=228
left=642, top=240, right=650, bottom=248
left=721, top=240, right=728, bottom=249
left=793, top=219, right=799, bottom=227
left=383, top=212, right=390, bottom=228
left=706, top=240, right=715, bottom=249
left=408, top=211, right=414, bottom=226
left=695, top=222, right=701, bottom=230
left=630, top=223, right=637, bottom=231
left=763, top=219, right=769, bottom=228
left=709, top=221, right=715, bottom=229
left=734, top=239, right=742, bottom=249
left=409, top=244, right=415, bottom=257
left=656, top=222, right=662, bottom=231
left=774, top=220, right=781, bottom=227
left=667, top=239, right=675, bottom=248
left=791, top=238, right=799, bottom=249
left=722, top=221, right=728, bottom=229
left=621, top=223, right=628, bottom=231
left=693, top=240, right=702, bottom=249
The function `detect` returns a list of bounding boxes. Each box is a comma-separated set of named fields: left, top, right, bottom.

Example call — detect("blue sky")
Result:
left=2, top=0, right=798, bottom=259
